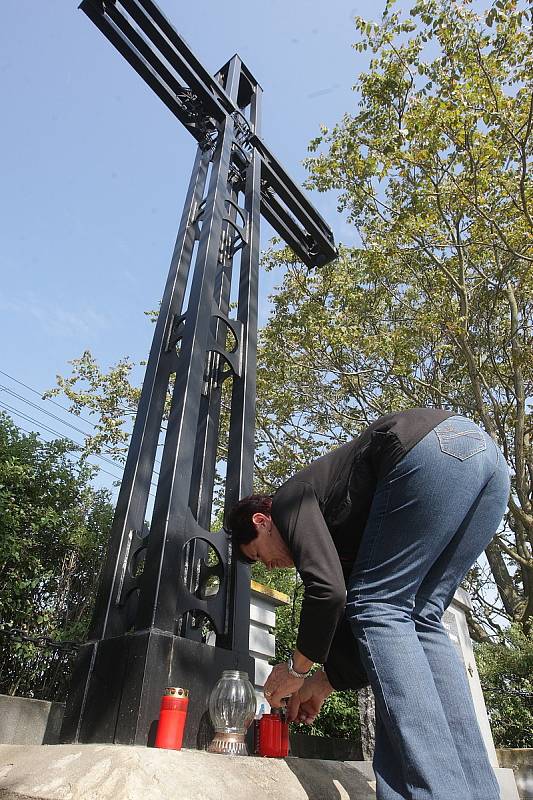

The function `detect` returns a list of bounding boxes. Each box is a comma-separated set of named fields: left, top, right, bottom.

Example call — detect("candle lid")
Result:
left=164, top=687, right=189, bottom=698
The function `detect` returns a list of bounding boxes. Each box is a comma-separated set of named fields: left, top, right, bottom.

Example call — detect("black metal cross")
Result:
left=60, top=0, right=337, bottom=748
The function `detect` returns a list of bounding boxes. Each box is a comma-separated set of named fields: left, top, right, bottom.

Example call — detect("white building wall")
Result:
left=248, top=581, right=289, bottom=712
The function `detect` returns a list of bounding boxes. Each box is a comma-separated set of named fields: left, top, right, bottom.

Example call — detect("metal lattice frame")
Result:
left=60, top=0, right=337, bottom=748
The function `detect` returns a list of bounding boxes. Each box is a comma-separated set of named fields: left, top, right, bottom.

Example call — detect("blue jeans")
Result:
left=346, top=416, right=510, bottom=800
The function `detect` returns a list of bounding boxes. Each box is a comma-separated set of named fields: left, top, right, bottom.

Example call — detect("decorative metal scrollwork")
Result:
left=175, top=89, right=219, bottom=154
left=219, top=198, right=248, bottom=260
left=165, top=313, right=186, bottom=354
left=232, top=110, right=253, bottom=151
left=207, top=311, right=243, bottom=380
left=175, top=510, right=230, bottom=637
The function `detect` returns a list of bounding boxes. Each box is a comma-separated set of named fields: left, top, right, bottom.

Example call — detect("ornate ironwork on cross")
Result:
left=61, top=0, right=337, bottom=748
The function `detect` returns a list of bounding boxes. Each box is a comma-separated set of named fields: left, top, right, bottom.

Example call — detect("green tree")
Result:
left=258, top=0, right=532, bottom=639
left=475, top=626, right=533, bottom=747
left=255, top=0, right=533, bottom=740
left=0, top=413, right=114, bottom=699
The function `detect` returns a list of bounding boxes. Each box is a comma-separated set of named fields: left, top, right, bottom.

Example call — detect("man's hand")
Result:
left=287, top=669, right=334, bottom=725
left=263, top=662, right=304, bottom=708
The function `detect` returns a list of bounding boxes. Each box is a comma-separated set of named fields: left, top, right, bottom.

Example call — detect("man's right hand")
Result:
left=287, top=669, right=334, bottom=725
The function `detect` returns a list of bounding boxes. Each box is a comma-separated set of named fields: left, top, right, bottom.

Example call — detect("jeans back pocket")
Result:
left=434, top=417, right=487, bottom=461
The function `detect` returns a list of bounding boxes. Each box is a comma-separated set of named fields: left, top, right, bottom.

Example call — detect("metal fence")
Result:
left=0, top=626, right=80, bottom=702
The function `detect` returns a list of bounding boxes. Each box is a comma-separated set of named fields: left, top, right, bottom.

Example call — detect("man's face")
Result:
left=240, top=513, right=294, bottom=570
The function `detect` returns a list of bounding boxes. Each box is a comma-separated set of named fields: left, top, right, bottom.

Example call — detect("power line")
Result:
left=0, top=383, right=101, bottom=441
left=3, top=414, right=123, bottom=485
left=0, top=401, right=159, bottom=493
left=0, top=368, right=97, bottom=428
left=0, top=400, right=90, bottom=448
left=2, top=391, right=155, bottom=476
left=0, top=398, right=129, bottom=474
left=6, top=418, right=156, bottom=497
left=0, top=368, right=163, bottom=467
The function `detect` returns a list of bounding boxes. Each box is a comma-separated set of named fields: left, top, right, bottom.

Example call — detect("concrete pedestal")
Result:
left=497, top=749, right=533, bottom=800
left=0, top=744, right=376, bottom=800
left=0, top=744, right=520, bottom=800
left=248, top=581, right=289, bottom=712
left=0, top=696, right=64, bottom=747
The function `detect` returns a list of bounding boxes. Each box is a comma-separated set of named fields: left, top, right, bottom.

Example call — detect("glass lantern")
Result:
left=207, top=669, right=256, bottom=755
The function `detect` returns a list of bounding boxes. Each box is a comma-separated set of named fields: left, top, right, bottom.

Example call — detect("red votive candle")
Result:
left=280, top=717, right=290, bottom=757
left=154, top=687, right=189, bottom=750
left=258, top=713, right=282, bottom=757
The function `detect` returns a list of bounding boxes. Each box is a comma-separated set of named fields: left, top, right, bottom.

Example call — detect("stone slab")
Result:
left=252, top=657, right=271, bottom=688
left=346, top=759, right=518, bottom=800
left=497, top=749, right=533, bottom=800
left=444, top=598, right=499, bottom=766
left=249, top=597, right=276, bottom=629
left=497, top=767, right=525, bottom=800
left=0, top=744, right=377, bottom=800
left=0, top=696, right=65, bottom=747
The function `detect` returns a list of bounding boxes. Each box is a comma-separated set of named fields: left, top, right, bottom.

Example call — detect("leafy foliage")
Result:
left=256, top=0, right=533, bottom=740
left=44, top=351, right=141, bottom=461
left=475, top=625, right=533, bottom=747
left=0, top=414, right=114, bottom=699
left=259, top=0, right=533, bottom=639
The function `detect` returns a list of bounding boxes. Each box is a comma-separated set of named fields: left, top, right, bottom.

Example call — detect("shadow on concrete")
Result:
left=289, top=734, right=362, bottom=761
left=146, top=719, right=158, bottom=747
left=42, top=703, right=65, bottom=745
left=196, top=710, right=214, bottom=750
left=284, top=756, right=375, bottom=799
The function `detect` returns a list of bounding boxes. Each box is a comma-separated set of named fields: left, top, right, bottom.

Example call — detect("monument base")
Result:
left=0, top=744, right=376, bottom=800
left=60, top=630, right=254, bottom=750
left=0, top=744, right=520, bottom=800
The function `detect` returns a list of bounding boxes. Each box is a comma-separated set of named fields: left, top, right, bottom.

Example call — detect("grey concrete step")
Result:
left=0, top=743, right=519, bottom=799
left=0, top=744, right=376, bottom=800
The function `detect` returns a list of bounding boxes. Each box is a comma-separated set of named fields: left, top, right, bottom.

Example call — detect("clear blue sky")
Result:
left=0, top=0, right=380, bottom=494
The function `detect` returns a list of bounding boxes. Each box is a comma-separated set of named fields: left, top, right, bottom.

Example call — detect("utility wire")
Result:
left=0, top=401, right=159, bottom=494
left=0, top=383, right=103, bottom=441
left=0, top=369, right=162, bottom=466
left=0, top=368, right=163, bottom=468
left=0, top=400, right=92, bottom=448
left=0, top=368, right=97, bottom=428
left=0, top=398, right=132, bottom=474
left=2, top=415, right=135, bottom=489
left=2, top=412, right=157, bottom=500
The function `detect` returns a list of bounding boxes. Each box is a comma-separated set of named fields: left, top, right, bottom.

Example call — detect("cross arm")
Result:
left=80, top=0, right=338, bottom=268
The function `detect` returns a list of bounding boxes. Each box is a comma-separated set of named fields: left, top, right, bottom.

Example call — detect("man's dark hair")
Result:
left=226, top=494, right=273, bottom=561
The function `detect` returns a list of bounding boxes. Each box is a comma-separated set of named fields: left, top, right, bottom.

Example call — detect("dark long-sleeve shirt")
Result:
left=270, top=407, right=454, bottom=690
